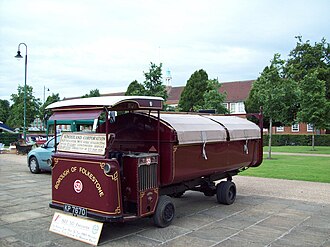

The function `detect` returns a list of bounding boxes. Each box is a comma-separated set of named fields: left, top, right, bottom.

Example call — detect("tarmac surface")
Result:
left=0, top=153, right=329, bottom=247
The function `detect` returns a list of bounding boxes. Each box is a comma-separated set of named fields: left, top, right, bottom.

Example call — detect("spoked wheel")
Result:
left=29, top=157, right=40, bottom=174
left=216, top=181, right=236, bottom=205
left=153, top=196, right=175, bottom=228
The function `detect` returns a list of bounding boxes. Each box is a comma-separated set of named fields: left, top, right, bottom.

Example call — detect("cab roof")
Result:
left=47, top=96, right=163, bottom=111
left=47, top=96, right=163, bottom=120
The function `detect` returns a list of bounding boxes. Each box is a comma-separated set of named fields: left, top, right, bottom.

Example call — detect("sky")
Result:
left=1, top=0, right=329, bottom=103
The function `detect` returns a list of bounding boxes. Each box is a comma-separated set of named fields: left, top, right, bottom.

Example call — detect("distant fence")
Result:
left=0, top=133, right=20, bottom=146
left=263, top=134, right=330, bottom=146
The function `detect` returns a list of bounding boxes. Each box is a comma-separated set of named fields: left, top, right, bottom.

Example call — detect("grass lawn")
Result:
left=263, top=146, right=330, bottom=155
left=241, top=154, right=330, bottom=183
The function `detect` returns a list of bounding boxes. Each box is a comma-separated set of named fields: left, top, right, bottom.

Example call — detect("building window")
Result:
left=307, top=123, right=314, bottom=132
left=230, top=103, right=236, bottom=113
left=276, top=126, right=284, bottom=132
left=291, top=123, right=299, bottom=132
left=229, top=102, right=245, bottom=113
left=237, top=102, right=245, bottom=113
left=223, top=103, right=228, bottom=110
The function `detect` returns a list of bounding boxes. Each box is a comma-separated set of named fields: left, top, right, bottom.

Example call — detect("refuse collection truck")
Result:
left=47, top=96, right=263, bottom=227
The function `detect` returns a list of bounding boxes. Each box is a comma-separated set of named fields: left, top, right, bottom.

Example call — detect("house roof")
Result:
left=166, top=86, right=185, bottom=105
left=165, top=80, right=254, bottom=105
left=219, top=80, right=254, bottom=103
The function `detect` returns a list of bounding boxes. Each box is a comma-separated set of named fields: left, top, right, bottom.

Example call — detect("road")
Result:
left=0, top=153, right=329, bottom=247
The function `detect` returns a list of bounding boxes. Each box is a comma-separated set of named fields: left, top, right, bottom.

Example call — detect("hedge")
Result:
left=0, top=133, right=20, bottom=146
left=263, top=134, right=330, bottom=146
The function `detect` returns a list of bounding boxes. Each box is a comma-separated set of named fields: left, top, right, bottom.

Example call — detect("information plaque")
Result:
left=58, top=133, right=107, bottom=155
left=49, top=212, right=103, bottom=246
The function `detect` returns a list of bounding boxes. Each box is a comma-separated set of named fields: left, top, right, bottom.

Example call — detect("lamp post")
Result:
left=43, top=85, right=50, bottom=103
left=43, top=86, right=50, bottom=131
left=15, top=43, right=28, bottom=141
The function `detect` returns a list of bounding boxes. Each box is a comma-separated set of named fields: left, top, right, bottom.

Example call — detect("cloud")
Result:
left=1, top=0, right=330, bottom=102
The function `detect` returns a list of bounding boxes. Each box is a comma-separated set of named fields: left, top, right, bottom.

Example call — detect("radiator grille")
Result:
left=138, top=163, right=157, bottom=191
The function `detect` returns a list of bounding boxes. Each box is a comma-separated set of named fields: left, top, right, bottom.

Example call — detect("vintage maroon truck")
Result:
left=47, top=96, right=262, bottom=227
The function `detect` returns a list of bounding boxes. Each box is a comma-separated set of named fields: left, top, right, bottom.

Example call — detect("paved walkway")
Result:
left=0, top=154, right=329, bottom=247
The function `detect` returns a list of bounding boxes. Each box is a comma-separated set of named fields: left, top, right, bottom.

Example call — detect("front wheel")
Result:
left=29, top=157, right=40, bottom=174
left=216, top=181, right=236, bottom=205
left=153, top=196, right=175, bottom=228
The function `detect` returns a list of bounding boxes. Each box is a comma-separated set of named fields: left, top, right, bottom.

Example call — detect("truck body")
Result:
left=48, top=96, right=263, bottom=227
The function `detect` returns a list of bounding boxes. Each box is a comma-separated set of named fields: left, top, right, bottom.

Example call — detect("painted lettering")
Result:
left=54, top=169, right=70, bottom=189
left=79, top=167, right=105, bottom=197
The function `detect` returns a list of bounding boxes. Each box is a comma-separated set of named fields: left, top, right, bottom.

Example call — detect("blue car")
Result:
left=27, top=135, right=61, bottom=174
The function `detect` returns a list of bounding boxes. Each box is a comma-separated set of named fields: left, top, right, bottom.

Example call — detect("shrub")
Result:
left=0, top=133, right=20, bottom=146
left=263, top=134, right=330, bottom=146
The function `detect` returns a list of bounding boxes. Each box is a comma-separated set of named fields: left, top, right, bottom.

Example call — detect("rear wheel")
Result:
left=216, top=181, right=236, bottom=205
left=29, top=157, right=40, bottom=174
left=153, top=196, right=175, bottom=228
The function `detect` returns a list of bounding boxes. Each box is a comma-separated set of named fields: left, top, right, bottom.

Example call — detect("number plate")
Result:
left=64, top=204, right=88, bottom=217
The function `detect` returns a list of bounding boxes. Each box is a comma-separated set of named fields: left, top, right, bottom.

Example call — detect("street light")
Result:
left=15, top=43, right=28, bottom=141
left=43, top=85, right=50, bottom=103
left=43, top=86, right=50, bottom=131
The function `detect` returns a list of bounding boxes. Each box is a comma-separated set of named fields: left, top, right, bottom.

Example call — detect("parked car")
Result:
left=27, top=135, right=61, bottom=174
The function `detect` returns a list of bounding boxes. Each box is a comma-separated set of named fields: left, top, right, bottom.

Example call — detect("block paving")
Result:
left=0, top=154, right=329, bottom=246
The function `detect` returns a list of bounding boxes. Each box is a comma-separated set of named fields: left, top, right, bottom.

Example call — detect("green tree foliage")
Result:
left=245, top=54, right=299, bottom=158
left=143, top=62, right=168, bottom=100
left=285, top=36, right=330, bottom=147
left=285, top=36, right=330, bottom=100
left=297, top=71, right=330, bottom=149
left=196, top=79, right=228, bottom=114
left=125, top=63, right=168, bottom=103
left=0, top=99, right=10, bottom=124
left=82, top=89, right=100, bottom=98
left=7, top=85, right=41, bottom=128
left=39, top=93, right=61, bottom=123
left=125, top=80, right=145, bottom=96
left=178, top=69, right=209, bottom=111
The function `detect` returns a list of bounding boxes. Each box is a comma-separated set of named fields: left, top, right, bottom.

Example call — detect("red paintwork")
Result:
left=51, top=109, right=262, bottom=222
left=122, top=155, right=158, bottom=216
left=51, top=153, right=122, bottom=216
left=108, top=113, right=262, bottom=186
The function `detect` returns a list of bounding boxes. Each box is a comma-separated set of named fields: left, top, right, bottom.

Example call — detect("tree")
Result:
left=297, top=71, right=330, bottom=150
left=7, top=85, right=41, bottom=129
left=143, top=62, right=168, bottom=100
left=285, top=36, right=330, bottom=142
left=0, top=99, right=10, bottom=124
left=82, top=89, right=100, bottom=98
left=39, top=93, right=61, bottom=126
left=178, top=69, right=209, bottom=111
left=125, top=80, right=145, bottom=96
left=195, top=79, right=228, bottom=114
left=245, top=54, right=299, bottom=159
left=125, top=63, right=168, bottom=103
left=285, top=36, right=330, bottom=100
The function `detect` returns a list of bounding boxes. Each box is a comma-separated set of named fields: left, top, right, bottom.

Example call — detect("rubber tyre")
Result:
left=29, top=157, right=40, bottom=174
left=153, top=196, right=175, bottom=228
left=216, top=181, right=236, bottom=205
